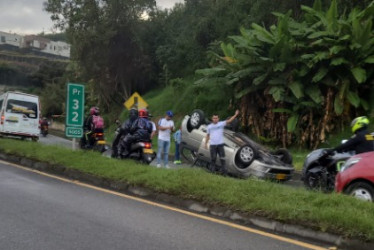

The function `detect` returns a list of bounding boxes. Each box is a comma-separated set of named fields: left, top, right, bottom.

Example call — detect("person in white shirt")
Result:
left=205, top=110, right=239, bottom=175
left=156, top=110, right=175, bottom=168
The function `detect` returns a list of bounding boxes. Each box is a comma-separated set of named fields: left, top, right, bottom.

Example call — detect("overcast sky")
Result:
left=0, top=0, right=182, bottom=35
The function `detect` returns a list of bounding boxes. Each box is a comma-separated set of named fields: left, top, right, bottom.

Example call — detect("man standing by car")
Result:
left=205, top=110, right=239, bottom=175
left=157, top=110, right=175, bottom=168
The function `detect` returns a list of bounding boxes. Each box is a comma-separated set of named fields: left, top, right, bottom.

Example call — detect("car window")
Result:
left=6, top=99, right=38, bottom=119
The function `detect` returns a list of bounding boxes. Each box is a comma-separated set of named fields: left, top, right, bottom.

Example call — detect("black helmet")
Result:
left=129, top=108, right=138, bottom=121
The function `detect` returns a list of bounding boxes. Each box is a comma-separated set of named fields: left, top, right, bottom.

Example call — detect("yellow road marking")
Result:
left=2, top=160, right=329, bottom=250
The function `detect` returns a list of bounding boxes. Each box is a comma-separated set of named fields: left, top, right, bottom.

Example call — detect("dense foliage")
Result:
left=29, top=0, right=373, bottom=148
left=196, top=0, right=374, bottom=147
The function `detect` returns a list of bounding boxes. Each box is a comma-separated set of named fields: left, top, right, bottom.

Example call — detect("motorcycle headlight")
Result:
left=340, top=157, right=361, bottom=172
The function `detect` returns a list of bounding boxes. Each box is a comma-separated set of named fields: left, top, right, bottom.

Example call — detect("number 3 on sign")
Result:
left=72, top=112, right=78, bottom=122
left=73, top=99, right=79, bottom=109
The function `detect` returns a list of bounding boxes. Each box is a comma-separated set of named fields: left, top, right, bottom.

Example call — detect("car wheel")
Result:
left=235, top=145, right=256, bottom=168
left=187, top=109, right=205, bottom=131
left=272, top=148, right=293, bottom=165
left=346, top=182, right=374, bottom=202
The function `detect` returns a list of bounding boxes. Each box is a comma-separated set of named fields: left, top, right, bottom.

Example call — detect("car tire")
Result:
left=272, top=148, right=293, bottom=165
left=187, top=109, right=205, bottom=131
left=346, top=182, right=374, bottom=202
left=235, top=145, right=256, bottom=168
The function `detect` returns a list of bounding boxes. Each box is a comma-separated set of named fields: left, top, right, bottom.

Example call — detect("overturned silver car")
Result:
left=180, top=110, right=295, bottom=181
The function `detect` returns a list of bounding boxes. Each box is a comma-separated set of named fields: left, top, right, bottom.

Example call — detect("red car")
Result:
left=335, top=152, right=374, bottom=202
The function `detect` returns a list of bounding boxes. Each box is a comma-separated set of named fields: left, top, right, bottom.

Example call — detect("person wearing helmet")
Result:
left=117, top=108, right=152, bottom=158
left=156, top=110, right=175, bottom=168
left=112, top=108, right=138, bottom=157
left=81, top=106, right=100, bottom=148
left=331, top=116, right=374, bottom=154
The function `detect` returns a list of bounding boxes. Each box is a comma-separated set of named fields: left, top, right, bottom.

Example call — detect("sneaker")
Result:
left=173, top=160, right=178, bottom=164
left=176, top=160, right=182, bottom=164
left=165, top=165, right=170, bottom=169
left=156, top=164, right=161, bottom=168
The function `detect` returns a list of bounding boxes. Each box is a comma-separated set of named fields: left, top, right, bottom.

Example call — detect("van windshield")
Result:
left=6, top=99, right=38, bottom=119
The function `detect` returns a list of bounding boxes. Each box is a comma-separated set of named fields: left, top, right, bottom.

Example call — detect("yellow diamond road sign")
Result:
left=124, top=92, right=148, bottom=110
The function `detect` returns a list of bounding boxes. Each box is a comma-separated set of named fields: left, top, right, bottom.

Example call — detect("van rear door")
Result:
left=3, top=96, right=39, bottom=136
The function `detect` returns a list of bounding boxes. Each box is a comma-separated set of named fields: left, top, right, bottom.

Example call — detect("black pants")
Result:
left=209, top=144, right=227, bottom=174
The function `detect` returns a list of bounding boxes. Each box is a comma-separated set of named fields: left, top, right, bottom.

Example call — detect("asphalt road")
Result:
left=0, top=161, right=327, bottom=250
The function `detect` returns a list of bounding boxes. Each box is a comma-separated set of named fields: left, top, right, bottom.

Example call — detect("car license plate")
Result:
left=276, top=173, right=286, bottom=180
left=143, top=148, right=153, bottom=154
left=97, top=140, right=106, bottom=145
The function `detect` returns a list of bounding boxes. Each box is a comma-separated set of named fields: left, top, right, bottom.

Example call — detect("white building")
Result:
left=0, top=31, right=70, bottom=58
left=0, top=31, right=23, bottom=47
left=43, top=40, right=71, bottom=58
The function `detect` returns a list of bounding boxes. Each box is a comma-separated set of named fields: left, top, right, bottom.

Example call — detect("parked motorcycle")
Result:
left=301, top=148, right=354, bottom=192
left=41, top=124, right=48, bottom=137
left=111, top=121, right=155, bottom=164
left=80, top=129, right=108, bottom=153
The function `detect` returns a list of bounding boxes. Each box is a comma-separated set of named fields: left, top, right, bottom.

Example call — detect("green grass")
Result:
left=1, top=138, right=374, bottom=241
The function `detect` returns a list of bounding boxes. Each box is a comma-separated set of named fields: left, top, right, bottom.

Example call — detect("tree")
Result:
left=44, top=0, right=156, bottom=110
left=196, top=0, right=374, bottom=148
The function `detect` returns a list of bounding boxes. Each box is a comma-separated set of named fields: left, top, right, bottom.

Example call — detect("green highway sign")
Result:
left=66, top=83, right=85, bottom=127
left=65, top=127, right=83, bottom=138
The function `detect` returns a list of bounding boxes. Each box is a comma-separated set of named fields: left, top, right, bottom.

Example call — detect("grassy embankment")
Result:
left=1, top=138, right=374, bottom=241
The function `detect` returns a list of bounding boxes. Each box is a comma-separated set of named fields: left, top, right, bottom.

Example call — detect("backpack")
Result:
left=92, top=115, right=104, bottom=130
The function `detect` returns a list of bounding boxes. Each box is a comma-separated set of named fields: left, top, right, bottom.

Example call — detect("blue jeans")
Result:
left=174, top=142, right=180, bottom=161
left=157, top=139, right=170, bottom=166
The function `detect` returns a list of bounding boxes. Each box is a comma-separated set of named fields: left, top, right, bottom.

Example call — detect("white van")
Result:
left=0, top=91, right=40, bottom=141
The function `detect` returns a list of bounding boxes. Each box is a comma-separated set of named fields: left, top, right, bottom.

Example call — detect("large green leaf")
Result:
left=347, top=91, right=360, bottom=107
left=287, top=115, right=299, bottom=132
left=364, top=56, right=374, bottom=64
left=361, top=99, right=369, bottom=110
left=235, top=85, right=261, bottom=99
left=351, top=67, right=367, bottom=83
left=312, top=67, right=328, bottom=82
left=289, top=81, right=304, bottom=99
left=269, top=86, right=285, bottom=102
left=253, top=73, right=268, bottom=85
left=334, top=96, right=344, bottom=115
left=330, top=57, right=349, bottom=66
left=195, top=67, right=226, bottom=76
left=306, top=86, right=323, bottom=104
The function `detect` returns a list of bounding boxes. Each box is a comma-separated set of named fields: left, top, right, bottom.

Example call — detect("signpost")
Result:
left=66, top=83, right=85, bottom=150
left=124, top=92, right=148, bottom=110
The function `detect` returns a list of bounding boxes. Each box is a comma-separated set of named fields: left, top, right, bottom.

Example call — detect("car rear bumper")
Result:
left=247, top=161, right=294, bottom=181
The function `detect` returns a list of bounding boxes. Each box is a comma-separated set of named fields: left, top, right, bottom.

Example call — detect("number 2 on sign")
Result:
left=73, top=99, right=79, bottom=109
left=72, top=112, right=78, bottom=122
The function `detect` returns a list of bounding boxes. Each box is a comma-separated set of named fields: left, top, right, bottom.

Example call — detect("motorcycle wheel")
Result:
left=142, top=153, right=155, bottom=164
left=304, top=170, right=323, bottom=190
